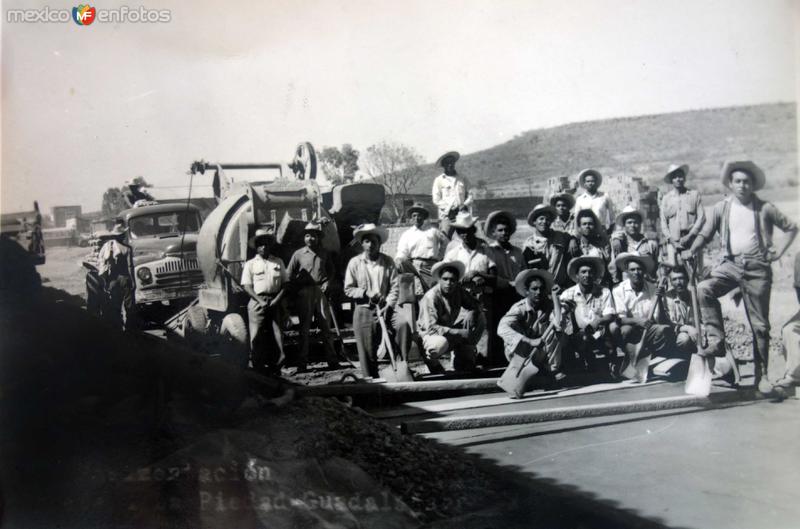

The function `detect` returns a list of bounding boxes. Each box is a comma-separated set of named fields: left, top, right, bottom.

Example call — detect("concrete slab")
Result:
left=427, top=396, right=800, bottom=529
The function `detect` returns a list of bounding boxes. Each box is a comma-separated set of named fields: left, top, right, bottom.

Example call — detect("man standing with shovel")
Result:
left=344, top=224, right=406, bottom=379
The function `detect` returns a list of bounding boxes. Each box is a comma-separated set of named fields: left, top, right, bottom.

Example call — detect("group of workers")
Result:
left=240, top=151, right=799, bottom=399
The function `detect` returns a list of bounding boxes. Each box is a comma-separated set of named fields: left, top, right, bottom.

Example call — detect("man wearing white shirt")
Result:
left=395, top=202, right=448, bottom=295
left=241, top=229, right=288, bottom=374
left=574, top=169, right=615, bottom=235
left=431, top=150, right=473, bottom=235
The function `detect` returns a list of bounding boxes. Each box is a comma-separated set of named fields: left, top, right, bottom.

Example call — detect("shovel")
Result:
left=684, top=256, right=714, bottom=396
left=622, top=275, right=667, bottom=383
left=376, top=306, right=414, bottom=382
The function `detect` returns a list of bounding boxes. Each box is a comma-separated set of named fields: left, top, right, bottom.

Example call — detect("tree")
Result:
left=318, top=144, right=359, bottom=185
left=362, top=141, right=425, bottom=221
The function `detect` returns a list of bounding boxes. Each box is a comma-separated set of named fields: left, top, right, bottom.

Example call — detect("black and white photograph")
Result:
left=1, top=1, right=799, bottom=528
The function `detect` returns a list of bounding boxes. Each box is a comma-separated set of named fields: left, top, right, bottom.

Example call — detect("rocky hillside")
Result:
left=413, top=102, right=797, bottom=197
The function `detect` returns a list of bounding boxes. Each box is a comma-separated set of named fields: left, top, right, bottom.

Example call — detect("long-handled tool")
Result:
left=684, top=256, right=714, bottom=396
left=377, top=305, right=414, bottom=382
left=320, top=293, right=356, bottom=369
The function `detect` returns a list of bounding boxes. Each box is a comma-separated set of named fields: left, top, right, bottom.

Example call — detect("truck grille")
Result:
left=153, top=258, right=203, bottom=288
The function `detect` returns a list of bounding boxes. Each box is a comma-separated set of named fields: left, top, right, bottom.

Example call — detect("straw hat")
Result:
left=615, top=205, right=643, bottom=227
left=405, top=202, right=430, bottom=219
left=485, top=210, right=517, bottom=236
left=566, top=256, right=606, bottom=283
left=352, top=223, right=389, bottom=245
left=431, top=260, right=466, bottom=281
left=720, top=160, right=765, bottom=191
left=577, top=168, right=603, bottom=187
left=614, top=252, right=655, bottom=275
left=527, top=204, right=557, bottom=226
left=451, top=210, right=479, bottom=230
left=664, top=164, right=689, bottom=184
left=549, top=192, right=576, bottom=209
left=248, top=227, right=275, bottom=248
left=514, top=269, right=554, bottom=297
left=436, top=151, right=460, bottom=167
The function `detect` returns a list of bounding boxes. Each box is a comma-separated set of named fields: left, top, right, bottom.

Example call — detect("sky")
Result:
left=1, top=0, right=798, bottom=214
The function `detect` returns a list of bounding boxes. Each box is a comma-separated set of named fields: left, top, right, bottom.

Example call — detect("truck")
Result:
left=171, top=142, right=385, bottom=367
left=83, top=200, right=205, bottom=329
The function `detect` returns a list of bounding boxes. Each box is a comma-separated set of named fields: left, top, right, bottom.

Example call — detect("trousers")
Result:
left=247, top=296, right=284, bottom=371
left=352, top=305, right=412, bottom=378
left=698, top=257, right=771, bottom=380
left=421, top=308, right=485, bottom=371
left=296, top=286, right=338, bottom=367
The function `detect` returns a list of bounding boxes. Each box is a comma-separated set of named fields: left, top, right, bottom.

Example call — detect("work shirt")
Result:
left=344, top=253, right=398, bottom=306
left=395, top=224, right=448, bottom=261
left=576, top=235, right=612, bottom=262
left=699, top=195, right=797, bottom=259
left=443, top=239, right=496, bottom=279
left=240, top=254, right=287, bottom=295
left=574, top=191, right=615, bottom=231
left=610, top=232, right=659, bottom=262
left=497, top=298, right=556, bottom=355
left=612, top=279, right=657, bottom=319
left=560, top=284, right=615, bottom=328
left=417, top=284, right=483, bottom=337
left=521, top=230, right=574, bottom=287
left=97, top=239, right=130, bottom=279
left=287, top=246, right=334, bottom=287
left=664, top=290, right=694, bottom=326
left=659, top=188, right=705, bottom=242
left=552, top=215, right=574, bottom=234
left=485, top=240, right=525, bottom=289
left=432, top=173, right=471, bottom=219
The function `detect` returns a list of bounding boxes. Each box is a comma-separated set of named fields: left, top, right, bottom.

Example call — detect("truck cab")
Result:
left=84, top=202, right=204, bottom=326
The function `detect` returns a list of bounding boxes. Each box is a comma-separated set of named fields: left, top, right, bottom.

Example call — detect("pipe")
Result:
left=400, top=389, right=755, bottom=434
left=294, top=378, right=501, bottom=397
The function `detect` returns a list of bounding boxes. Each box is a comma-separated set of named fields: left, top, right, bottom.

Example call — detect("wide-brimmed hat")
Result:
left=248, top=227, right=276, bottom=248
left=577, top=169, right=603, bottom=187
left=485, top=210, right=516, bottom=236
left=436, top=151, right=460, bottom=167
left=405, top=202, right=430, bottom=219
left=431, top=260, right=466, bottom=281
left=664, top=164, right=689, bottom=184
left=614, top=252, right=655, bottom=275
left=110, top=223, right=127, bottom=236
left=549, top=192, right=576, bottom=209
left=721, top=160, right=765, bottom=191
left=353, top=223, right=388, bottom=245
left=451, top=210, right=479, bottom=230
left=615, top=205, right=643, bottom=226
left=303, top=221, right=323, bottom=234
left=527, top=204, right=557, bottom=226
left=514, top=269, right=554, bottom=297
left=566, top=256, right=606, bottom=283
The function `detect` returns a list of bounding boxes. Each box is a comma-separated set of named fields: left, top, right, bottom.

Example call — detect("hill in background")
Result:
left=412, top=102, right=797, bottom=198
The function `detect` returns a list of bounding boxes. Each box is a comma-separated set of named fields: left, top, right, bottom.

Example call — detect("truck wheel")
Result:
left=220, top=313, right=249, bottom=369
left=183, top=305, right=209, bottom=351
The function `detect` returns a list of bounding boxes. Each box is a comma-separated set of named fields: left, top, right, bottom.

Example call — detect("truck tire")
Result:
left=220, top=313, right=249, bottom=369
left=183, top=304, right=209, bottom=351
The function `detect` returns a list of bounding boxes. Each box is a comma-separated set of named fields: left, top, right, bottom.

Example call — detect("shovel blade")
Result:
left=379, top=361, right=414, bottom=383
left=685, top=354, right=713, bottom=396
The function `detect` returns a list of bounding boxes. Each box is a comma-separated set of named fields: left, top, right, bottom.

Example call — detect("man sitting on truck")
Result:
left=287, top=221, right=341, bottom=372
left=241, top=229, right=288, bottom=375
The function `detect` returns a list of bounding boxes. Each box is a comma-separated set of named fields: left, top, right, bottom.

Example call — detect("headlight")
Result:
left=137, top=267, right=153, bottom=285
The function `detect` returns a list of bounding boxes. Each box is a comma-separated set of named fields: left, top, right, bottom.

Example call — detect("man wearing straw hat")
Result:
left=550, top=192, right=577, bottom=234
left=573, top=208, right=613, bottom=284
left=431, top=151, right=473, bottom=235
left=611, top=253, right=674, bottom=377
left=688, top=161, right=798, bottom=396
left=344, top=223, right=401, bottom=378
left=497, top=269, right=564, bottom=385
left=610, top=205, right=660, bottom=282
left=417, top=260, right=486, bottom=372
left=444, top=210, right=497, bottom=364
left=395, top=202, right=448, bottom=296
left=241, top=228, right=288, bottom=374
left=659, top=164, right=705, bottom=270
left=97, top=221, right=135, bottom=329
left=559, top=256, right=617, bottom=373
left=574, top=169, right=616, bottom=235
left=286, top=221, right=341, bottom=372
left=485, top=210, right=526, bottom=365
left=523, top=203, right=577, bottom=289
